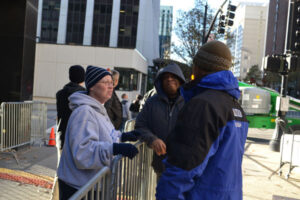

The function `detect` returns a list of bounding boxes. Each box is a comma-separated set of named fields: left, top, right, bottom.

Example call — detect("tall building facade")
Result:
left=264, top=0, right=289, bottom=56
left=34, top=0, right=160, bottom=102
left=230, top=2, right=268, bottom=80
left=264, top=0, right=300, bottom=98
left=159, top=6, right=173, bottom=59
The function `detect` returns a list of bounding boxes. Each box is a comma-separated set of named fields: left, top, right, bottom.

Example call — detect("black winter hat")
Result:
left=69, top=65, right=85, bottom=83
left=85, top=65, right=112, bottom=91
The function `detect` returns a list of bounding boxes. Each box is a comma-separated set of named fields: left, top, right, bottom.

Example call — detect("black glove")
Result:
left=113, top=143, right=139, bottom=159
left=121, top=130, right=140, bottom=142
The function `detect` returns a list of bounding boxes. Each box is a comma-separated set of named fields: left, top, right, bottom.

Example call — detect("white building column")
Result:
left=36, top=0, right=43, bottom=42
left=57, top=0, right=68, bottom=44
left=83, top=0, right=95, bottom=45
left=109, top=0, right=121, bottom=47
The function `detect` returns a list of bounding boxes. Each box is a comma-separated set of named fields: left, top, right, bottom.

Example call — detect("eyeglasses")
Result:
left=99, top=81, right=114, bottom=86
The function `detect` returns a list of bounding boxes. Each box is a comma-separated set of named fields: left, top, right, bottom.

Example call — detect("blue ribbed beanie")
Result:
left=85, top=65, right=112, bottom=91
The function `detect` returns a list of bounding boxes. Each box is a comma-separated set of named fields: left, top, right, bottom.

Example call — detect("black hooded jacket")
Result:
left=104, top=90, right=123, bottom=130
left=135, top=63, right=186, bottom=174
left=56, top=82, right=85, bottom=149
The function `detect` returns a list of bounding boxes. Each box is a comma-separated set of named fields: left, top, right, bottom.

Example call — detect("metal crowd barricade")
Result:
left=110, top=142, right=156, bottom=200
left=30, top=101, right=47, bottom=143
left=277, top=119, right=300, bottom=179
left=69, top=167, right=111, bottom=200
left=0, top=101, right=47, bottom=152
left=70, top=119, right=157, bottom=200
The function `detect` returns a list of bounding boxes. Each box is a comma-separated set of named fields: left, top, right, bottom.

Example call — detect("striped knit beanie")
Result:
left=85, top=65, right=112, bottom=91
left=193, top=40, right=232, bottom=72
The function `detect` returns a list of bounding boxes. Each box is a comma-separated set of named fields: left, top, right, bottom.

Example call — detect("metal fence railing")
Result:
left=70, top=119, right=157, bottom=200
left=0, top=101, right=47, bottom=152
left=69, top=167, right=111, bottom=200
left=30, top=101, right=47, bottom=143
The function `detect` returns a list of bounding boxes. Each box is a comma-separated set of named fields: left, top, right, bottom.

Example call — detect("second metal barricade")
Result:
left=0, top=101, right=47, bottom=152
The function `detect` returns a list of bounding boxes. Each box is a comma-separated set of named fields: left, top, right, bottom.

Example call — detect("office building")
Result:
left=159, top=6, right=173, bottom=59
left=264, top=0, right=300, bottom=97
left=34, top=0, right=160, bottom=102
left=230, top=2, right=268, bottom=80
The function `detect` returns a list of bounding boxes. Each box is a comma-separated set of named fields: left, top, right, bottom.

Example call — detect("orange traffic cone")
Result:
left=48, top=127, right=56, bottom=146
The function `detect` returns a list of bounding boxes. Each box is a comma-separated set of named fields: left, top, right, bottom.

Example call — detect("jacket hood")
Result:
left=154, top=63, right=186, bottom=99
left=63, top=82, right=85, bottom=95
left=68, top=91, right=107, bottom=115
left=181, top=70, right=240, bottom=102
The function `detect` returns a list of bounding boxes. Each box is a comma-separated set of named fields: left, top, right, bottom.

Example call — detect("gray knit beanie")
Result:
left=193, top=41, right=232, bottom=72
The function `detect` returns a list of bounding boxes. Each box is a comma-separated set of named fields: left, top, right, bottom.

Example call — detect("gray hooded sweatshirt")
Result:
left=57, top=91, right=121, bottom=189
left=135, top=63, right=186, bottom=174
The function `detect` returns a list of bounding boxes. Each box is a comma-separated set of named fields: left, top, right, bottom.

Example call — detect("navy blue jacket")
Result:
left=156, top=70, right=248, bottom=200
left=135, top=63, right=186, bottom=174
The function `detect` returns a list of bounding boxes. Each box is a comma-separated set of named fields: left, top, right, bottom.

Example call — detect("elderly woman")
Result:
left=57, top=66, right=139, bottom=199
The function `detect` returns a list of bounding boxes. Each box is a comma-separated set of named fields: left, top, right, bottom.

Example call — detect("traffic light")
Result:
left=218, top=15, right=226, bottom=34
left=226, top=4, right=236, bottom=26
left=286, top=0, right=300, bottom=54
left=264, top=55, right=282, bottom=73
left=264, top=55, right=300, bottom=73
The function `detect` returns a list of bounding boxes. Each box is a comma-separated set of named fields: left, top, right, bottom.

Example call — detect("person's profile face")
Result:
left=113, top=75, right=119, bottom=88
left=89, top=75, right=113, bottom=104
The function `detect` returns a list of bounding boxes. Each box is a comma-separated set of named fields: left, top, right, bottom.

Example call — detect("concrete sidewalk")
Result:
left=0, top=145, right=57, bottom=200
left=244, top=129, right=300, bottom=200
left=0, top=128, right=299, bottom=200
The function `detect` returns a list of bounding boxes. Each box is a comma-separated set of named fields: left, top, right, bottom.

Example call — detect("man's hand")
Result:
left=151, top=139, right=166, bottom=156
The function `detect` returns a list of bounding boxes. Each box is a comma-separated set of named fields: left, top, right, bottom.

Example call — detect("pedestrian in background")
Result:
left=130, top=94, right=143, bottom=118
left=156, top=41, right=249, bottom=200
left=135, top=63, right=185, bottom=181
left=121, top=93, right=131, bottom=131
left=57, top=66, right=139, bottom=200
left=105, top=69, right=123, bottom=130
left=56, top=65, right=85, bottom=150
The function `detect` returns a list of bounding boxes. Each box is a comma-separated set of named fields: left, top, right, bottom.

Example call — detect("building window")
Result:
left=115, top=67, right=139, bottom=91
left=92, top=0, right=113, bottom=46
left=66, top=0, right=86, bottom=45
left=40, top=0, right=61, bottom=43
left=118, top=0, right=140, bottom=48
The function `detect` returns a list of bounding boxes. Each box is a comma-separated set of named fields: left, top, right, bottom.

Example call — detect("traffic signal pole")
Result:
left=269, top=0, right=300, bottom=151
left=269, top=57, right=289, bottom=151
left=203, top=0, right=228, bottom=44
left=202, top=3, right=208, bottom=45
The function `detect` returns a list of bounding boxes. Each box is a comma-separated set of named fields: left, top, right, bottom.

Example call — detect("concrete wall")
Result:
left=33, top=43, right=148, bottom=103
